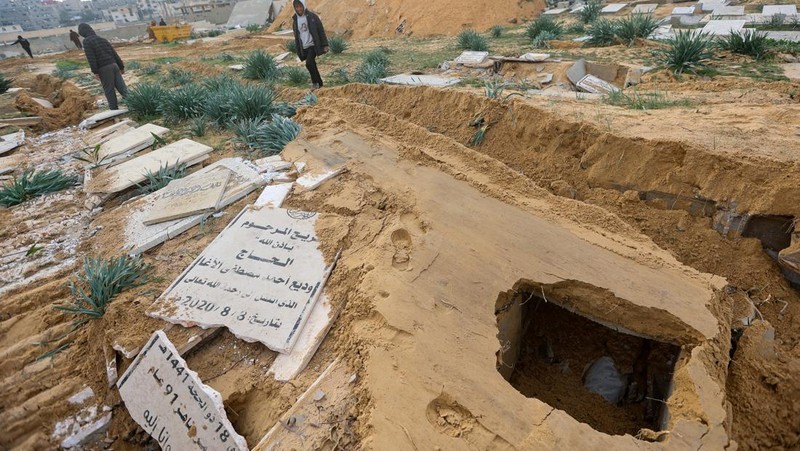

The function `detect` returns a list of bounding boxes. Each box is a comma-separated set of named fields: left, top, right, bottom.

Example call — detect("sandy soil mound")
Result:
left=270, top=0, right=545, bottom=38
left=13, top=77, right=95, bottom=130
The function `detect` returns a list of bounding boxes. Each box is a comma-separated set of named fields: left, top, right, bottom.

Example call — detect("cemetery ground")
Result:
left=1, top=10, right=800, bottom=450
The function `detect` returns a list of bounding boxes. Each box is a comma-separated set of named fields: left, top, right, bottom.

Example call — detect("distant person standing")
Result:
left=10, top=36, right=33, bottom=58
left=159, top=18, right=167, bottom=26
left=69, top=29, right=82, bottom=49
left=291, top=0, right=328, bottom=90
left=78, top=23, right=128, bottom=110
left=148, top=20, right=157, bottom=40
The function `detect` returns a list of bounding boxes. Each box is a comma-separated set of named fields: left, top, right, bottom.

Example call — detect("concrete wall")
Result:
left=0, top=23, right=148, bottom=57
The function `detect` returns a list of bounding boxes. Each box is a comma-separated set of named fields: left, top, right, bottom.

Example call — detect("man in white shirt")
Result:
left=291, top=0, right=330, bottom=90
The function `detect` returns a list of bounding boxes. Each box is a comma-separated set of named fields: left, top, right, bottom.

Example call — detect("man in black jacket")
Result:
left=10, top=36, right=33, bottom=58
left=291, top=0, right=329, bottom=90
left=78, top=23, right=128, bottom=110
left=69, top=30, right=82, bottom=49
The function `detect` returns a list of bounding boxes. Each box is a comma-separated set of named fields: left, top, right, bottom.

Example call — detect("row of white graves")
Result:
left=115, top=146, right=344, bottom=449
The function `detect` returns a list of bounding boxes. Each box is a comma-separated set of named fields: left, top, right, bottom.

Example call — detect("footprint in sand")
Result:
left=390, top=228, right=412, bottom=270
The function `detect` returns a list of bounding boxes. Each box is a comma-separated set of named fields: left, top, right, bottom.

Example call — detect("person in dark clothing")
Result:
left=159, top=18, right=167, bottom=26
left=291, top=0, right=328, bottom=90
left=78, top=23, right=127, bottom=110
left=69, top=30, right=82, bottom=49
left=11, top=36, right=33, bottom=58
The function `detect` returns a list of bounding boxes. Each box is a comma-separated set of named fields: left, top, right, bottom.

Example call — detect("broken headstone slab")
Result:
left=601, top=3, right=627, bottom=13
left=31, top=97, right=54, bottom=109
left=84, top=119, right=134, bottom=147
left=86, top=138, right=213, bottom=194
left=0, top=130, right=25, bottom=156
left=700, top=0, right=728, bottom=12
left=701, top=19, right=746, bottom=36
left=117, top=331, right=248, bottom=450
left=52, top=405, right=112, bottom=449
left=142, top=168, right=231, bottom=225
left=275, top=52, right=291, bottom=62
left=228, top=64, right=245, bottom=71
left=254, top=183, right=293, bottom=208
left=0, top=154, right=24, bottom=175
left=94, top=123, right=170, bottom=166
left=455, top=51, right=489, bottom=65
left=0, top=116, right=41, bottom=127
left=543, top=7, right=568, bottom=15
left=380, top=74, right=461, bottom=87
left=269, top=293, right=336, bottom=381
left=520, top=52, right=550, bottom=62
left=79, top=109, right=129, bottom=130
left=272, top=29, right=294, bottom=35
left=296, top=167, right=345, bottom=191
left=576, top=74, right=619, bottom=94
left=149, top=206, right=337, bottom=353
left=123, top=158, right=265, bottom=255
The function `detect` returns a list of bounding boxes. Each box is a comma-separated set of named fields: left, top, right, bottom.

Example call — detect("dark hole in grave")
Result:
left=741, top=215, right=794, bottom=253
left=496, top=287, right=680, bottom=437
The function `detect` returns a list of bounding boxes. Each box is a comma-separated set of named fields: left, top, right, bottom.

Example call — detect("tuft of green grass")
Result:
left=273, top=101, right=297, bottom=117
left=328, top=67, right=350, bottom=85
left=717, top=29, right=770, bottom=60
left=0, top=169, right=79, bottom=207
left=55, top=60, right=85, bottom=71
left=164, top=66, right=194, bottom=86
left=162, top=83, right=207, bottom=122
left=0, top=73, right=12, bottom=93
left=526, top=16, right=564, bottom=41
left=124, top=83, right=166, bottom=119
left=56, top=255, right=152, bottom=321
left=153, top=56, right=181, bottom=64
left=566, top=22, right=586, bottom=35
left=53, top=66, right=76, bottom=79
left=614, top=13, right=663, bottom=46
left=204, top=81, right=277, bottom=126
left=579, top=0, right=602, bottom=24
left=243, top=50, right=280, bottom=81
left=233, top=114, right=301, bottom=154
left=603, top=88, right=693, bottom=109
left=126, top=60, right=141, bottom=70
left=190, top=116, right=207, bottom=137
left=246, top=23, right=262, bottom=33
left=286, top=39, right=297, bottom=54
left=136, top=161, right=187, bottom=194
left=353, top=61, right=387, bottom=84
left=490, top=25, right=503, bottom=38
left=484, top=80, right=505, bottom=98
left=296, top=92, right=318, bottom=106
left=329, top=35, right=348, bottom=54
left=141, top=63, right=162, bottom=75
left=533, top=30, right=559, bottom=48
left=74, top=144, right=109, bottom=168
left=587, top=18, right=621, bottom=46
left=363, top=49, right=390, bottom=67
left=470, top=126, right=489, bottom=147
left=457, top=29, right=489, bottom=51
left=282, top=66, right=310, bottom=86
left=657, top=30, right=714, bottom=74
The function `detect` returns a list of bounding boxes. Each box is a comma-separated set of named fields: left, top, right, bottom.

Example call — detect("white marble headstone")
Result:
left=149, top=206, right=334, bottom=353
left=117, top=331, right=247, bottom=451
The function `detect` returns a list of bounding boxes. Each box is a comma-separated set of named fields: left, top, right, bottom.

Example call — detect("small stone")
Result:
left=348, top=373, right=358, bottom=384
left=508, top=17, right=518, bottom=24
left=550, top=180, right=577, bottom=199
left=622, top=190, right=640, bottom=202
left=313, top=390, right=326, bottom=402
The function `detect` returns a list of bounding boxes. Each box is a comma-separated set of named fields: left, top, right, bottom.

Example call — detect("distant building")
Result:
left=104, top=5, right=141, bottom=23
left=0, top=0, right=60, bottom=31
left=172, top=0, right=232, bottom=16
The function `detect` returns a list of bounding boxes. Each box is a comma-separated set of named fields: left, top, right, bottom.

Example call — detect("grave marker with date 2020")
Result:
left=148, top=206, right=335, bottom=353
left=117, top=330, right=247, bottom=451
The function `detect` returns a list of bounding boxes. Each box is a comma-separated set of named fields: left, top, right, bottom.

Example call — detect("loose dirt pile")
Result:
left=271, top=0, right=545, bottom=38
left=13, top=75, right=95, bottom=130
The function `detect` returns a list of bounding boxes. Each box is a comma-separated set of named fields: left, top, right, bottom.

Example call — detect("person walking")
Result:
left=10, top=36, right=33, bottom=58
left=69, top=30, right=82, bottom=49
left=291, top=0, right=328, bottom=90
left=78, top=23, right=128, bottom=110
left=159, top=18, right=167, bottom=26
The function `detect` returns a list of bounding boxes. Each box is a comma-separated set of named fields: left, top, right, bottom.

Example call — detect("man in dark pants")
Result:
left=10, top=36, right=33, bottom=58
left=69, top=30, right=82, bottom=49
left=78, top=23, right=128, bottom=110
left=291, top=0, right=329, bottom=90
